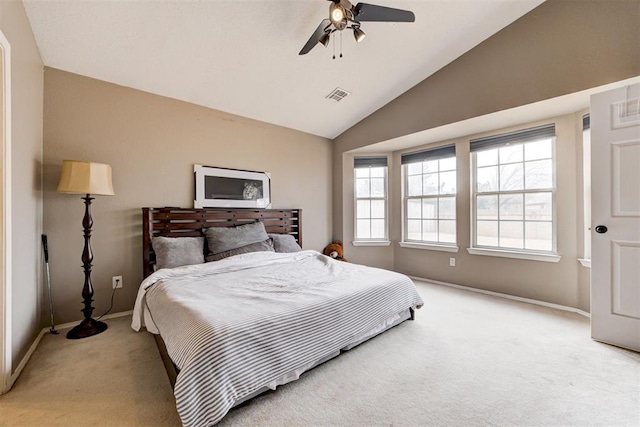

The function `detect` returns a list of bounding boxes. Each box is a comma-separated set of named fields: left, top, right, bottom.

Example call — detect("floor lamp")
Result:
left=57, top=160, right=115, bottom=339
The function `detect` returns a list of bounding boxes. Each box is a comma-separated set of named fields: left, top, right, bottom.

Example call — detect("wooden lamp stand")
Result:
left=66, top=194, right=108, bottom=339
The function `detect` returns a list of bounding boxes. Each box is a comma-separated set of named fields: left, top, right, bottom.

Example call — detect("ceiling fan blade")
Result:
left=299, top=19, right=331, bottom=55
left=353, top=2, right=415, bottom=22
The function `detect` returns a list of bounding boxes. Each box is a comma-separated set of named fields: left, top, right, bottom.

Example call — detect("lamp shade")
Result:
left=57, top=160, right=115, bottom=196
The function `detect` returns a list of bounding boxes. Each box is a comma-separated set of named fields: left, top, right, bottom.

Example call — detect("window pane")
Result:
left=477, top=166, right=498, bottom=192
left=370, top=200, right=385, bottom=219
left=525, top=159, right=553, bottom=189
left=500, top=144, right=523, bottom=164
left=422, top=198, right=438, bottom=219
left=356, top=178, right=370, bottom=197
left=423, top=160, right=438, bottom=173
left=525, top=139, right=552, bottom=161
left=439, top=220, right=456, bottom=243
left=477, top=149, right=498, bottom=167
left=439, top=171, right=457, bottom=195
left=525, top=222, right=553, bottom=251
left=500, top=221, right=524, bottom=249
left=423, top=173, right=439, bottom=195
left=370, top=178, right=385, bottom=197
left=422, top=220, right=438, bottom=242
left=525, top=192, right=552, bottom=221
left=473, top=133, right=555, bottom=254
left=407, top=175, right=421, bottom=196
left=477, top=195, right=498, bottom=220
left=356, top=200, right=370, bottom=218
left=355, top=168, right=369, bottom=178
left=407, top=163, right=422, bottom=175
left=407, top=199, right=421, bottom=219
left=477, top=221, right=498, bottom=246
left=371, top=219, right=385, bottom=239
left=500, top=163, right=524, bottom=191
left=357, top=219, right=370, bottom=239
left=356, top=165, right=387, bottom=242
left=499, top=193, right=523, bottom=221
left=369, top=167, right=385, bottom=178
left=439, top=157, right=456, bottom=171
left=439, top=197, right=456, bottom=219
left=407, top=219, right=421, bottom=240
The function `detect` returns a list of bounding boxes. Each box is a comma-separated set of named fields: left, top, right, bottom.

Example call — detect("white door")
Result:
left=590, top=84, right=640, bottom=351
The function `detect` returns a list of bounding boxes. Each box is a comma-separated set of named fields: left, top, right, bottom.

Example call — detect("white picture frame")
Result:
left=194, top=165, right=271, bottom=209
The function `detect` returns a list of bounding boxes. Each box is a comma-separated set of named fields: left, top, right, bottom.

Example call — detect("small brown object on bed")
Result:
left=142, top=207, right=302, bottom=278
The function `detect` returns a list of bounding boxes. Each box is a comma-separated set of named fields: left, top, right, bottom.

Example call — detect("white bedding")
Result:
left=132, top=250, right=424, bottom=427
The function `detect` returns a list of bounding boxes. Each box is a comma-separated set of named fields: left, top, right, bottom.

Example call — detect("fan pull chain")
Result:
left=332, top=34, right=336, bottom=60
left=340, top=31, right=343, bottom=58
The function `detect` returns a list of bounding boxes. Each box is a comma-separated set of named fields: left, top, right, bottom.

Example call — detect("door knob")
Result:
left=595, top=225, right=608, bottom=234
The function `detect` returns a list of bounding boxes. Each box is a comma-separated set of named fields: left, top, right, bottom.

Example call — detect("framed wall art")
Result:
left=194, top=165, right=271, bottom=209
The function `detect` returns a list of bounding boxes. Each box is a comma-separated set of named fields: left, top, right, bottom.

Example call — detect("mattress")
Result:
left=132, top=250, right=424, bottom=426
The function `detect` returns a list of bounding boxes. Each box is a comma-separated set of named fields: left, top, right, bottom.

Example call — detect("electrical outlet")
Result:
left=449, top=258, right=456, bottom=267
left=112, top=275, right=123, bottom=289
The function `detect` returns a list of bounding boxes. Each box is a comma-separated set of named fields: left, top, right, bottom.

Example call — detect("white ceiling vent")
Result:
left=326, top=87, right=351, bottom=102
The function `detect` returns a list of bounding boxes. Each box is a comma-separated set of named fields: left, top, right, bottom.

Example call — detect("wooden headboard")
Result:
left=142, top=207, right=302, bottom=278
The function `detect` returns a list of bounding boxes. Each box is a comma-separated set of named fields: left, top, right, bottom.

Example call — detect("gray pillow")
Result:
left=206, top=238, right=275, bottom=262
left=268, top=233, right=302, bottom=253
left=152, top=236, right=205, bottom=269
left=205, top=221, right=269, bottom=255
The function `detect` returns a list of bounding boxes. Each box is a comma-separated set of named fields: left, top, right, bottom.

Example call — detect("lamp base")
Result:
left=66, top=318, right=108, bottom=339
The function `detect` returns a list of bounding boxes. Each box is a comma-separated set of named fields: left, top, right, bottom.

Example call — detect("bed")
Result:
left=132, top=207, right=424, bottom=427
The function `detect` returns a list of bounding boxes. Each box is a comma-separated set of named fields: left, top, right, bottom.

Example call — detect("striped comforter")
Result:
left=132, top=250, right=424, bottom=426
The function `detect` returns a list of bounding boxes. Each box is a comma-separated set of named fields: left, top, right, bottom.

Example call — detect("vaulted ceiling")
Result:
left=23, top=0, right=544, bottom=139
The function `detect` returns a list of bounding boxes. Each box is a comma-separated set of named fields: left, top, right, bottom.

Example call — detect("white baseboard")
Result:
left=7, top=310, right=134, bottom=390
left=7, top=328, right=45, bottom=390
left=409, top=275, right=591, bottom=318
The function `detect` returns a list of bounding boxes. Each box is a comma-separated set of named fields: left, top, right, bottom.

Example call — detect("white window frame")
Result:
left=579, top=115, right=591, bottom=268
left=353, top=158, right=389, bottom=244
left=400, top=146, right=458, bottom=252
left=469, top=125, right=560, bottom=262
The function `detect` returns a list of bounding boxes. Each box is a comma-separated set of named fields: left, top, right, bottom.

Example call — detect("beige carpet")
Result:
left=1, top=281, right=638, bottom=426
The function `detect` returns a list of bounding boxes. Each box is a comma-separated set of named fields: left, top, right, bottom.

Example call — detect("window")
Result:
left=581, top=114, right=591, bottom=266
left=354, top=157, right=387, bottom=241
left=402, top=145, right=456, bottom=245
left=471, top=124, right=556, bottom=254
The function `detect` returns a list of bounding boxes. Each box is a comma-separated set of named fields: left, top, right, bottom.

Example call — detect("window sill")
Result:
left=352, top=240, right=391, bottom=247
left=466, top=247, right=561, bottom=263
left=399, top=242, right=460, bottom=253
left=578, top=258, right=591, bottom=268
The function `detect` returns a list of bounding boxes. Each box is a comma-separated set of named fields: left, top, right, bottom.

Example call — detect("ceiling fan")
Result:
left=299, top=0, right=415, bottom=56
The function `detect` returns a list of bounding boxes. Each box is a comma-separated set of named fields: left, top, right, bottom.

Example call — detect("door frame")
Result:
left=0, top=29, right=12, bottom=394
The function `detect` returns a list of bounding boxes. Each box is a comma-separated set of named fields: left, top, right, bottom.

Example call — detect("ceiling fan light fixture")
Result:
left=318, top=32, right=331, bottom=47
left=298, top=0, right=416, bottom=56
left=329, top=3, right=347, bottom=29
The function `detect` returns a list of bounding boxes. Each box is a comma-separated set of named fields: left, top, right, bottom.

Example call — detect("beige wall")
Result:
left=335, top=0, right=640, bottom=153
left=332, top=0, right=639, bottom=310
left=0, top=0, right=44, bottom=371
left=43, top=69, right=332, bottom=325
